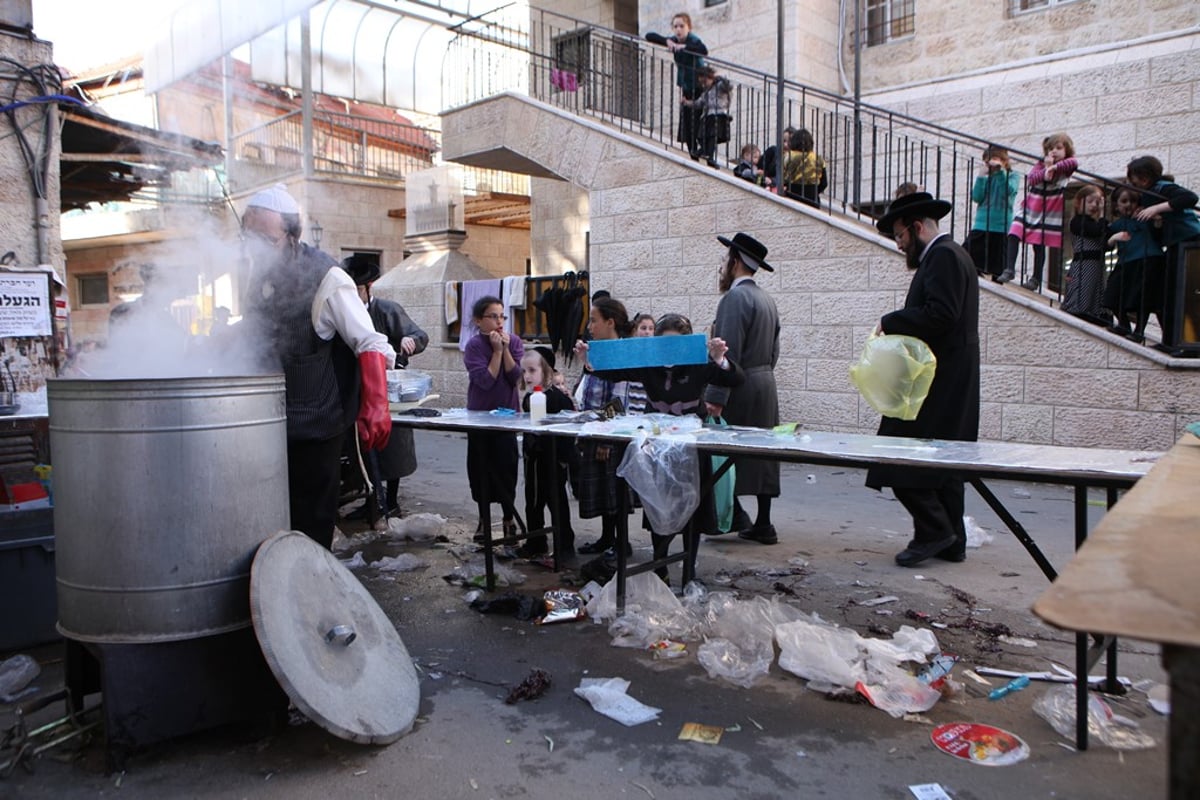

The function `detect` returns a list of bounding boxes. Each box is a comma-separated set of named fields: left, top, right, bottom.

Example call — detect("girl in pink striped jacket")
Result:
left=1002, top=132, right=1079, bottom=291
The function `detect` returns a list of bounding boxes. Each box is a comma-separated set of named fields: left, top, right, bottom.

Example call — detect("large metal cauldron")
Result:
left=48, top=375, right=289, bottom=643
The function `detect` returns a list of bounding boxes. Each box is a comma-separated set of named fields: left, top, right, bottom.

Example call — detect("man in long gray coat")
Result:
left=866, top=192, right=980, bottom=567
left=704, top=233, right=782, bottom=544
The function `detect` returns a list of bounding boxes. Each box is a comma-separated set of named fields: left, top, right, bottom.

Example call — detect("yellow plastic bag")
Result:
left=848, top=334, right=937, bottom=421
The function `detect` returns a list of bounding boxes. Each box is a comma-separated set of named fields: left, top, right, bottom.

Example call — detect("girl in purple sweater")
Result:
left=463, top=295, right=524, bottom=542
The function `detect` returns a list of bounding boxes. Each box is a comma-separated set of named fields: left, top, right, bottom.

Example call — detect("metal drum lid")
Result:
left=250, top=530, right=419, bottom=744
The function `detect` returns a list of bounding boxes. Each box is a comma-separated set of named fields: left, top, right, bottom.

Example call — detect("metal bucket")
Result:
left=48, top=375, right=289, bottom=643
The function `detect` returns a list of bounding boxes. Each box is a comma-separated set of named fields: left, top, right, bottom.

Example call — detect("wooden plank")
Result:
left=1033, top=435, right=1200, bottom=647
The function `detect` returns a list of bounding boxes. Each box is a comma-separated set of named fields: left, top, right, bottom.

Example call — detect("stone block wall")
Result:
left=439, top=92, right=1200, bottom=448
left=864, top=27, right=1200, bottom=190
left=636, top=0, right=842, bottom=92
left=0, top=33, right=61, bottom=271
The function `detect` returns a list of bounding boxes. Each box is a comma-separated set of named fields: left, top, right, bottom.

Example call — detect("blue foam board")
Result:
left=588, top=334, right=708, bottom=370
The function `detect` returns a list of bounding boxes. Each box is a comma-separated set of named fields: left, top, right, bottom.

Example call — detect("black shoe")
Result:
left=578, top=539, right=615, bottom=555
left=935, top=541, right=966, bottom=562
left=516, top=538, right=549, bottom=558
left=730, top=509, right=753, bottom=533
left=737, top=524, right=778, bottom=545
left=895, top=535, right=958, bottom=567
left=603, top=543, right=634, bottom=558
left=1021, top=278, right=1040, bottom=291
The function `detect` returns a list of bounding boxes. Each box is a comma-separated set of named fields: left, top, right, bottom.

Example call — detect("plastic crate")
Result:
left=0, top=508, right=59, bottom=651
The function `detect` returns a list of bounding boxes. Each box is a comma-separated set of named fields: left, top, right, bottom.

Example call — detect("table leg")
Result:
left=481, top=498, right=494, bottom=592
left=967, top=478, right=1057, bottom=581
left=1165, top=645, right=1200, bottom=800
left=615, top=443, right=631, bottom=614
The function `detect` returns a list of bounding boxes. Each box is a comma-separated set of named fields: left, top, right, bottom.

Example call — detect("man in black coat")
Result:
left=704, top=233, right=782, bottom=545
left=866, top=192, right=980, bottom=567
left=343, top=255, right=429, bottom=523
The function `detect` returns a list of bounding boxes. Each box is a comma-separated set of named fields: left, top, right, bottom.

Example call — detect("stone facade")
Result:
left=863, top=26, right=1200, bottom=190
left=852, top=0, right=1198, bottom=93
left=0, top=33, right=61, bottom=272
left=635, top=0, right=842, bottom=92
left=440, top=93, right=1200, bottom=450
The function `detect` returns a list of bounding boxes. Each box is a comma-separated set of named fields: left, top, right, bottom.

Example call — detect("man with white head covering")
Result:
left=240, top=184, right=394, bottom=549
left=704, top=232, right=782, bottom=544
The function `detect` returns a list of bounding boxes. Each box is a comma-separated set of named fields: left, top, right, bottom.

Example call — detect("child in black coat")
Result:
left=518, top=346, right=577, bottom=557
left=575, top=314, right=743, bottom=581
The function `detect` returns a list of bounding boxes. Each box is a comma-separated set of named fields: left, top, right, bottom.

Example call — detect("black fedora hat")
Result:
left=341, top=254, right=381, bottom=286
left=875, top=191, right=952, bottom=236
left=717, top=232, right=773, bottom=272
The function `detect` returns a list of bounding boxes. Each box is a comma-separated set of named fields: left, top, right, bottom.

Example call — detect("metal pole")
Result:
left=774, top=0, right=784, bottom=192
left=301, top=12, right=315, bottom=179
left=853, top=0, right=862, bottom=211
left=222, top=55, right=235, bottom=184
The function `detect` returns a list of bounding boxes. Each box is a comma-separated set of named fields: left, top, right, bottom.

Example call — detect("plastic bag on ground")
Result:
left=592, top=574, right=701, bottom=647
left=0, top=654, right=40, bottom=699
left=697, top=595, right=807, bottom=688
left=964, top=515, right=993, bottom=548
left=372, top=553, right=428, bottom=572
left=386, top=512, right=450, bottom=541
left=775, top=619, right=943, bottom=716
left=1032, top=684, right=1156, bottom=750
left=616, top=431, right=700, bottom=535
left=848, top=333, right=937, bottom=420
left=574, top=677, right=661, bottom=726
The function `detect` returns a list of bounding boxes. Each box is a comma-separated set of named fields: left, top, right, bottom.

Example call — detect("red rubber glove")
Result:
left=357, top=351, right=392, bottom=450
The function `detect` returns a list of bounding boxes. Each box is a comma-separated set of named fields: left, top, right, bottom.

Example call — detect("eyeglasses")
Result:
left=892, top=223, right=915, bottom=243
left=482, top=313, right=508, bottom=321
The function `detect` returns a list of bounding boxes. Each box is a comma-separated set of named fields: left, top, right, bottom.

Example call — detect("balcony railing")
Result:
left=443, top=6, right=1191, bottom=354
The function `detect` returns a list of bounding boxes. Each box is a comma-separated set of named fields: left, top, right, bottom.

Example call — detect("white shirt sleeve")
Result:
left=311, top=268, right=395, bottom=361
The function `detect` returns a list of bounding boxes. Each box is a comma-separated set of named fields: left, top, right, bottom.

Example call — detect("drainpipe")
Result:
left=223, top=55, right=235, bottom=186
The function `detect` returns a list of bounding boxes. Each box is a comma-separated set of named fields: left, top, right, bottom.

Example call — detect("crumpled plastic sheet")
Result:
left=964, top=515, right=994, bottom=548
left=573, top=677, right=661, bottom=726
left=775, top=618, right=942, bottom=716
left=372, top=553, right=429, bottom=572
left=586, top=573, right=703, bottom=648
left=1033, top=684, right=1156, bottom=750
left=385, top=512, right=452, bottom=542
left=696, top=595, right=807, bottom=688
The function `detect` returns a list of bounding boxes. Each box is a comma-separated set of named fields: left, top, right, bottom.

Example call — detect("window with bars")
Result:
left=864, top=0, right=915, bottom=47
left=1011, top=0, right=1081, bottom=14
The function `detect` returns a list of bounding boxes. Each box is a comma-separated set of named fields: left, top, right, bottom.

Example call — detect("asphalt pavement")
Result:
left=2, top=428, right=1169, bottom=799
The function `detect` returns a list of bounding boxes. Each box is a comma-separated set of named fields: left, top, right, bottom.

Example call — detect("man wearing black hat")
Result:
left=704, top=232, right=782, bottom=544
left=866, top=192, right=980, bottom=567
left=343, top=255, right=429, bottom=523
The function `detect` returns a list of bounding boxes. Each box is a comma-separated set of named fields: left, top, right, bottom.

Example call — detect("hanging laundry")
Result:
left=458, top=279, right=502, bottom=351
left=444, top=281, right=459, bottom=325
